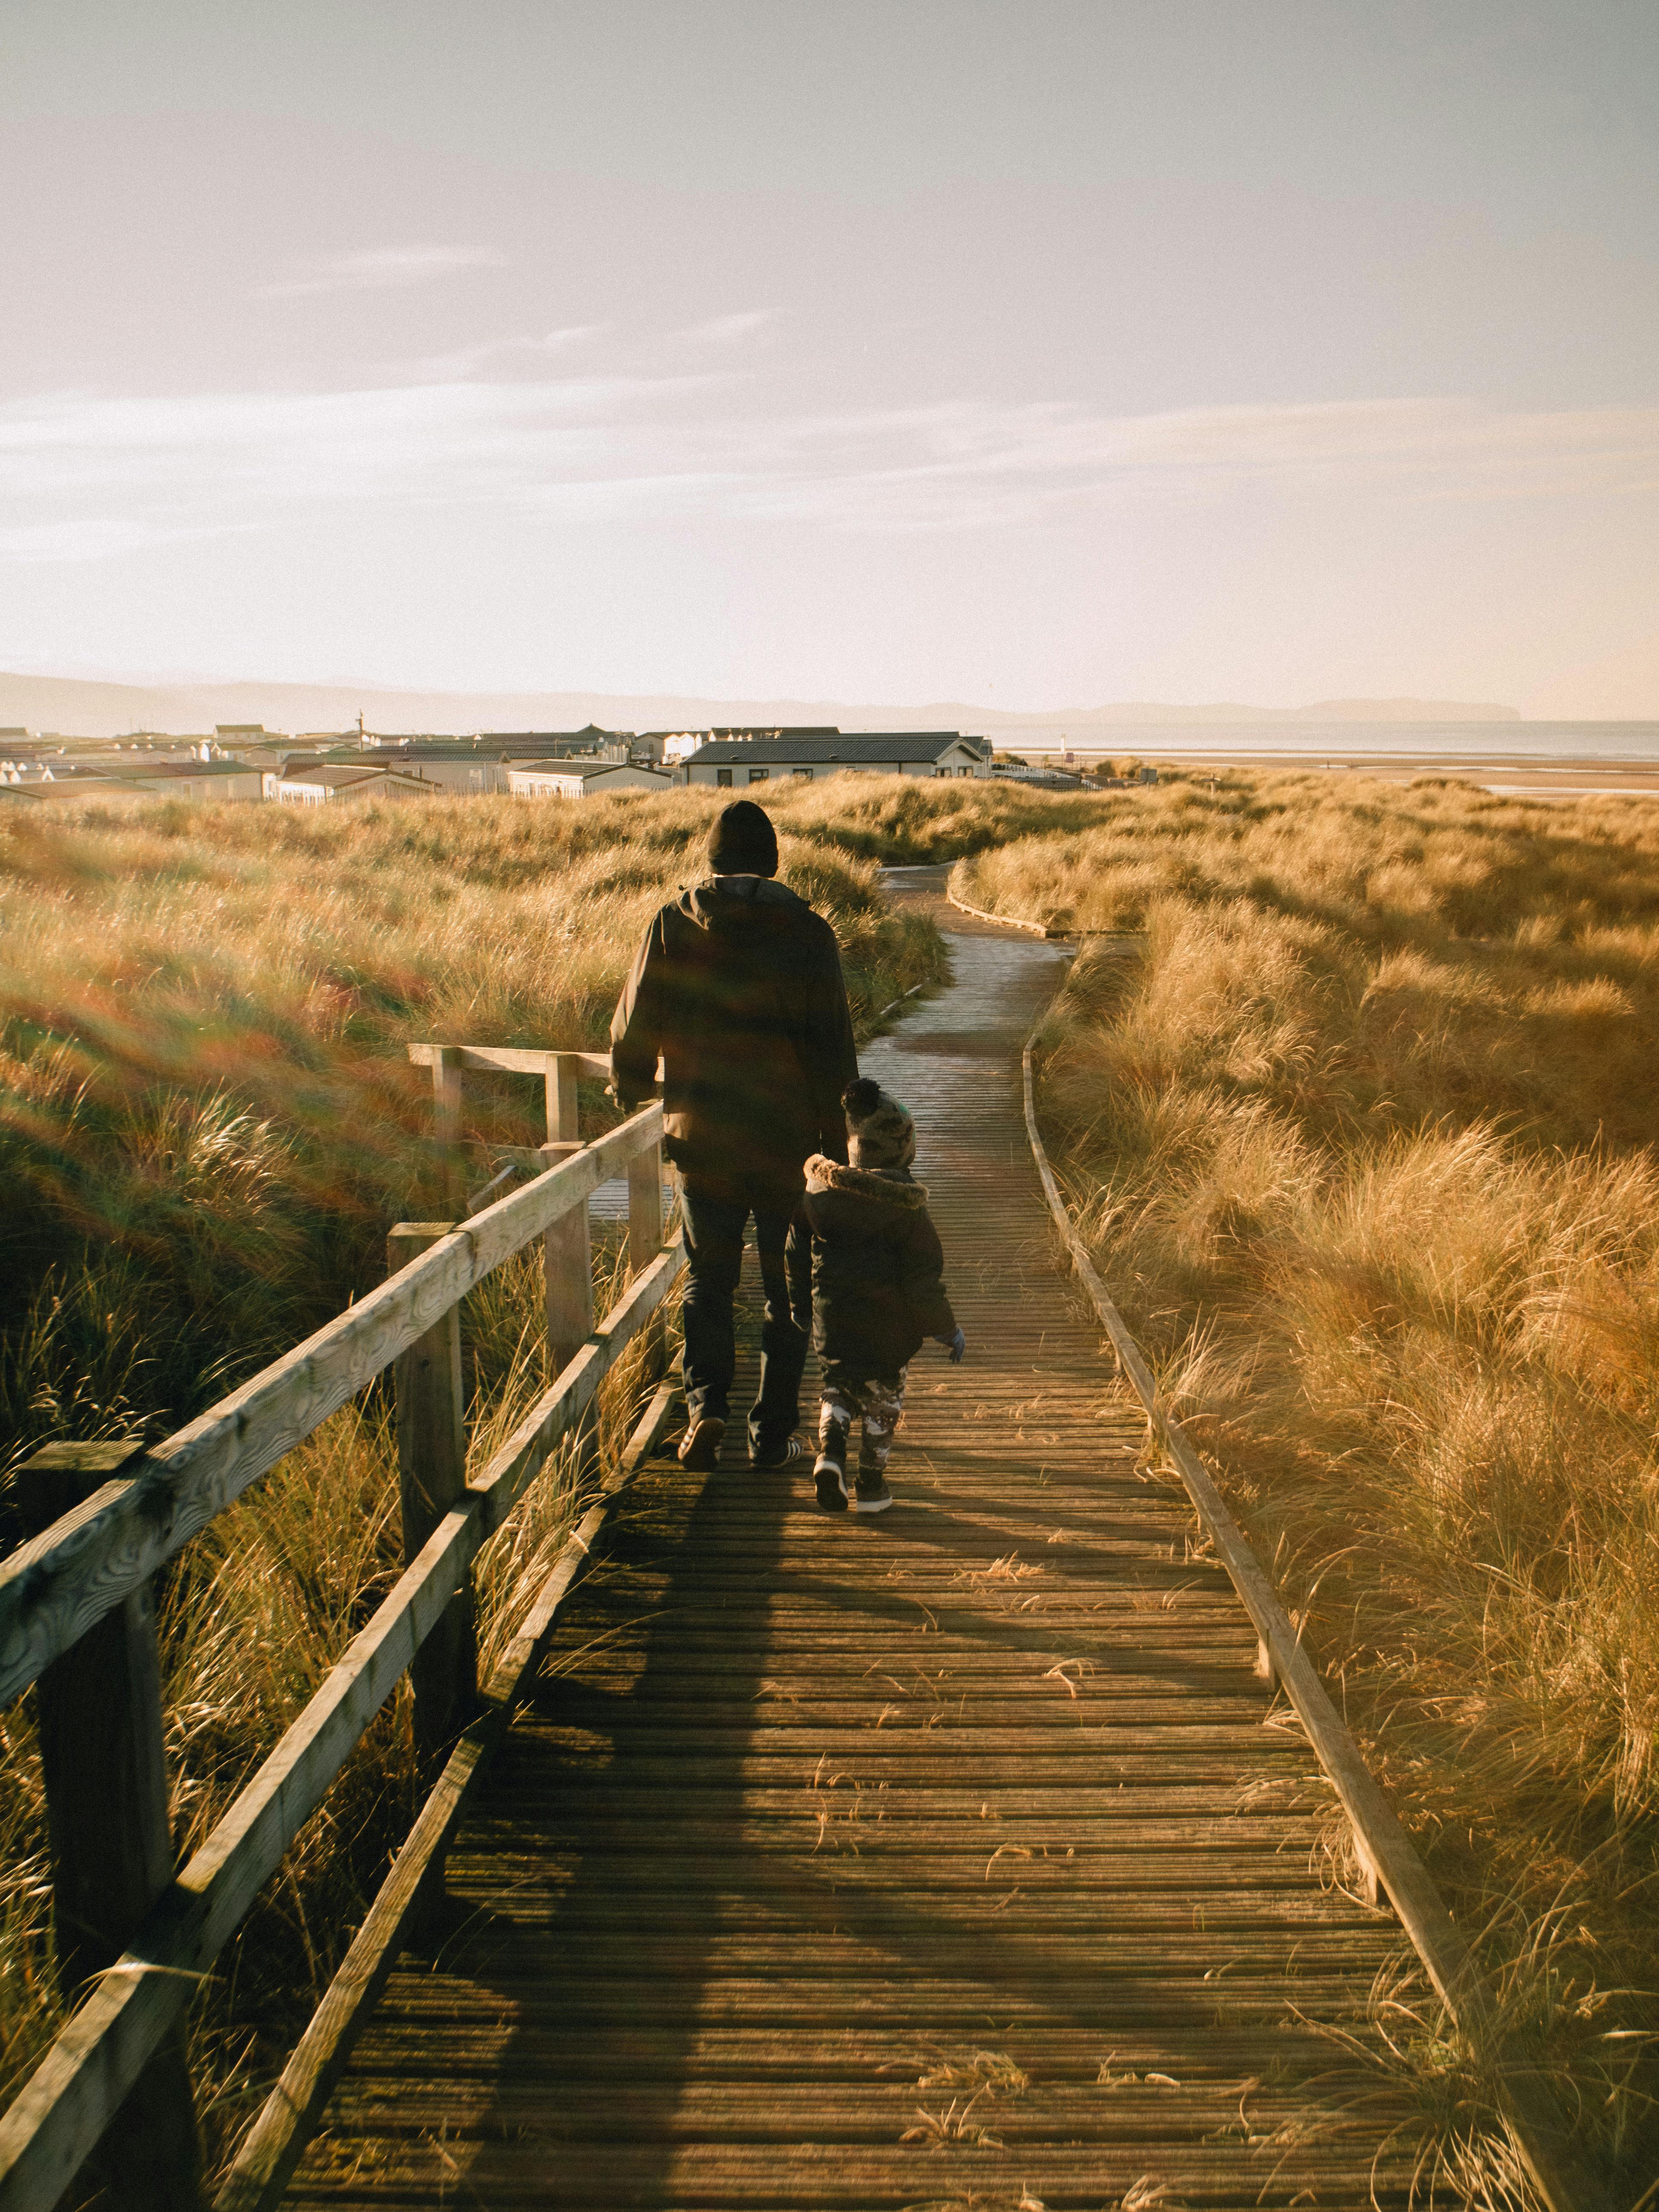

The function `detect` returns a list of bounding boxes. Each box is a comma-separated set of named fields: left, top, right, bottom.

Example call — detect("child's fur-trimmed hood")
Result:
left=804, top=1153, right=928, bottom=1209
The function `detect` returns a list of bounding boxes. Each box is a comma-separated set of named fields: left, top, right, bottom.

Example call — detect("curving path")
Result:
left=286, top=888, right=1420, bottom=2210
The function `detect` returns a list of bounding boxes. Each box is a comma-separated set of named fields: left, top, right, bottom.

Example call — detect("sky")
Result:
left=2, top=0, right=1657, bottom=716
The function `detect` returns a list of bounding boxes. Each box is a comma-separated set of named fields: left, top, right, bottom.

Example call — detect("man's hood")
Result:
left=678, top=875, right=812, bottom=933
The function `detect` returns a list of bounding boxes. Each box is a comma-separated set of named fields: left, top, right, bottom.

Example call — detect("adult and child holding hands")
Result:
left=609, top=800, right=965, bottom=1513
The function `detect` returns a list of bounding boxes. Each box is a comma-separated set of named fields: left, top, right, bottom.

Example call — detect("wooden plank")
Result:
left=475, top=1242, right=683, bottom=1523
left=539, top=1142, right=593, bottom=1382
left=387, top=1226, right=476, bottom=1780
left=419, top=1043, right=464, bottom=1214
left=407, top=1044, right=610, bottom=1081
left=1020, top=1040, right=1611, bottom=2212
left=627, top=1137, right=667, bottom=1380
left=545, top=1057, right=579, bottom=1142
left=274, top=923, right=1469, bottom=2212
left=0, top=1105, right=664, bottom=1709
left=0, top=1243, right=685, bottom=2212
left=16, top=1445, right=201, bottom=2212
left=210, top=1361, right=685, bottom=2212
left=946, top=887, right=1061, bottom=937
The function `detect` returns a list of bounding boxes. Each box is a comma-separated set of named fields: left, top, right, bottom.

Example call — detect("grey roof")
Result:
left=280, top=763, right=430, bottom=789
left=686, top=732, right=982, bottom=766
left=115, top=760, right=261, bottom=780
left=477, top=725, right=632, bottom=744
left=508, top=758, right=667, bottom=779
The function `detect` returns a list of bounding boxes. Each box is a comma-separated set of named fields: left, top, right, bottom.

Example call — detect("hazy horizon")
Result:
left=4, top=3, right=1656, bottom=716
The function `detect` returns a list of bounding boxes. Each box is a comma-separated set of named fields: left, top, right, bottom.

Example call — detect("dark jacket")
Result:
left=610, top=875, right=858, bottom=1195
left=801, top=1154, right=957, bottom=1373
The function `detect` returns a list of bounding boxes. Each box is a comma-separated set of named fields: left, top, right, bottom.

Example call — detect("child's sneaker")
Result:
left=852, top=1469, right=893, bottom=1513
left=813, top=1432, right=847, bottom=1513
left=814, top=1453, right=847, bottom=1512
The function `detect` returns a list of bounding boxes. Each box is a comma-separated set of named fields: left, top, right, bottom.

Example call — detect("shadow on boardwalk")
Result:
left=287, top=908, right=1424, bottom=2211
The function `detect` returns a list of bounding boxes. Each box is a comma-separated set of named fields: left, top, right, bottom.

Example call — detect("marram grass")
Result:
left=0, top=776, right=1102, bottom=2186
left=967, top=771, right=1659, bottom=2189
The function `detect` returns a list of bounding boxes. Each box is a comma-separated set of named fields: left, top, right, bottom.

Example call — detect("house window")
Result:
left=747, top=767, right=769, bottom=782
left=792, top=767, right=812, bottom=779
left=716, top=768, right=733, bottom=787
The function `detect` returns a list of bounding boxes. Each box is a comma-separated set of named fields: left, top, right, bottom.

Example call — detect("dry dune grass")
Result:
left=1, top=774, right=1109, bottom=2183
left=0, top=778, right=983, bottom=2179
left=0, top=783, right=950, bottom=1464
left=960, top=772, right=1659, bottom=2184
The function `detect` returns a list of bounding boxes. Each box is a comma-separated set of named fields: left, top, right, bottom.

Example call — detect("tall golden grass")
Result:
left=0, top=783, right=952, bottom=1466
left=960, top=771, right=1659, bottom=2185
left=0, top=774, right=1107, bottom=2184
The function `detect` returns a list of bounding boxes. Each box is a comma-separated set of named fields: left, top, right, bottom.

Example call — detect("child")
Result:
left=802, top=1078, right=966, bottom=1513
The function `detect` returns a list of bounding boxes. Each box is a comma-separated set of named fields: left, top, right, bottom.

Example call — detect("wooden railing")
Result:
left=0, top=1050, right=684, bottom=2212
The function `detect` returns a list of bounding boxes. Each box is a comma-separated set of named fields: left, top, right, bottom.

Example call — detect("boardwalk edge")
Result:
left=1020, top=1031, right=1615, bottom=2212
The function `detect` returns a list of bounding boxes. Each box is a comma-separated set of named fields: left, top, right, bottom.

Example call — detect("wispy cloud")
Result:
left=252, top=246, right=506, bottom=299
left=3, top=381, right=1656, bottom=560
left=399, top=325, right=609, bottom=383
left=673, top=311, right=774, bottom=347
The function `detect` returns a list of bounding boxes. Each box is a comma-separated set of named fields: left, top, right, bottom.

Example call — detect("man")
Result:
left=610, top=799, right=858, bottom=1470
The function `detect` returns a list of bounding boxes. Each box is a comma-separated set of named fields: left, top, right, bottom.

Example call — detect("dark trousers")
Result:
left=680, top=1176, right=812, bottom=1447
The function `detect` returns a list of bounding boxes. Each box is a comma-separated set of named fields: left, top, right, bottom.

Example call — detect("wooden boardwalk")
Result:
left=287, top=901, right=1421, bottom=2210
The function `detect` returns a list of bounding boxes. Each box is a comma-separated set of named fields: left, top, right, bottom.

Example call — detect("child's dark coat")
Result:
left=801, top=1154, right=957, bottom=1372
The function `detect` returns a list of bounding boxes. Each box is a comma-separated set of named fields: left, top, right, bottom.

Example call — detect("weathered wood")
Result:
left=0, top=1105, right=664, bottom=1710
left=16, top=1444, right=202, bottom=2212
left=210, top=1365, right=684, bottom=2212
left=0, top=1495, right=488, bottom=2212
left=471, top=1240, right=684, bottom=1525
left=946, top=888, right=1062, bottom=937
left=0, top=1234, right=690, bottom=2212
left=1020, top=1040, right=1611, bottom=2212
left=311, top=905, right=1437, bottom=2212
left=545, top=1057, right=579, bottom=1143
left=627, top=1137, right=666, bottom=1378
left=387, top=1227, right=476, bottom=1780
left=407, top=1043, right=609, bottom=1081
left=419, top=1043, right=464, bottom=1213
left=538, top=1138, right=594, bottom=1420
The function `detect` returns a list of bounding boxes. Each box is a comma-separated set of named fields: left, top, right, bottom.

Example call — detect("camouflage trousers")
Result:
left=817, top=1364, right=908, bottom=1473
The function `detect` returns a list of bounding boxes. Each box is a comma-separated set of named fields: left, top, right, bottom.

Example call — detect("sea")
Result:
left=1004, top=721, right=1659, bottom=763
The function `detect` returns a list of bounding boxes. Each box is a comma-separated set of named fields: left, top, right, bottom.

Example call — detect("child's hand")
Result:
left=936, top=1327, right=966, bottom=1364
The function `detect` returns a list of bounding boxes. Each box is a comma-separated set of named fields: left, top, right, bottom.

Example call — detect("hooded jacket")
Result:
left=609, top=875, right=858, bottom=1193
left=801, top=1155, right=957, bottom=1372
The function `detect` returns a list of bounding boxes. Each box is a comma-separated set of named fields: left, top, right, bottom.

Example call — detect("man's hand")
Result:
left=935, top=1327, right=966, bottom=1364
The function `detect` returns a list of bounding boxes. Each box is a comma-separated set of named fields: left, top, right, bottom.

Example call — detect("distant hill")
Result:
left=0, top=669, right=1524, bottom=742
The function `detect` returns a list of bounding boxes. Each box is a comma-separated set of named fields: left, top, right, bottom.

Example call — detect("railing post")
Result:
left=16, top=1439, right=203, bottom=2212
left=538, top=1140, right=598, bottom=1490
left=387, top=1226, right=477, bottom=1782
left=538, top=1145, right=593, bottom=1378
left=545, top=1054, right=580, bottom=1145
left=628, top=1135, right=667, bottom=1379
left=428, top=1046, right=465, bottom=1215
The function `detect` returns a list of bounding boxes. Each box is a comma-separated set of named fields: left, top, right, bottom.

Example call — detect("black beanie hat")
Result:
left=842, top=1076, right=917, bottom=1172
left=706, top=800, right=779, bottom=878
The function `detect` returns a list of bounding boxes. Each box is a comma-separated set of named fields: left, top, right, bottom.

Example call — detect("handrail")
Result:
left=212, top=1360, right=686, bottom=2212
left=1020, top=1033, right=1611, bottom=2212
left=1, top=1059, right=681, bottom=2212
left=0, top=1246, right=683, bottom=2212
left=0, top=1108, right=658, bottom=1708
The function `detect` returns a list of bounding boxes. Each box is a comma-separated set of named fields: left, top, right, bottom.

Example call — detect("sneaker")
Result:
left=750, top=1433, right=809, bottom=1470
left=852, top=1469, right=893, bottom=1513
left=677, top=1415, right=725, bottom=1472
left=813, top=1447, right=847, bottom=1513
